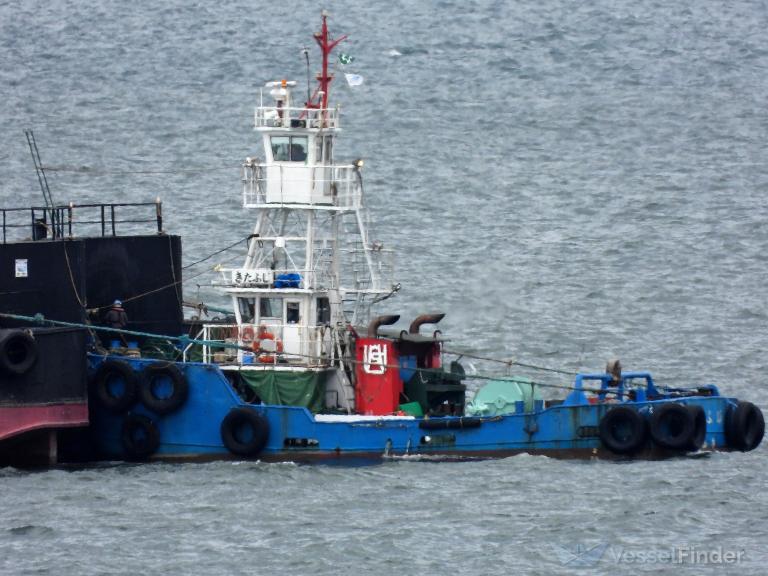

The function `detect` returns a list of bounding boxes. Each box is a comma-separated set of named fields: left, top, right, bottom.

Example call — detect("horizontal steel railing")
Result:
left=0, top=201, right=163, bottom=243
left=196, top=323, right=332, bottom=365
left=254, top=106, right=340, bottom=129
left=242, top=163, right=360, bottom=209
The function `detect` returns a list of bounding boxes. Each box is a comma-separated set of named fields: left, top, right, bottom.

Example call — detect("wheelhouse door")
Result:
left=282, top=299, right=303, bottom=357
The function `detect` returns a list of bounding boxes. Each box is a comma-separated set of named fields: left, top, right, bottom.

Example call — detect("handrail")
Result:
left=242, top=163, right=360, bottom=208
left=254, top=105, right=340, bottom=129
left=0, top=201, right=163, bottom=243
left=0, top=311, right=245, bottom=353
left=198, top=322, right=333, bottom=365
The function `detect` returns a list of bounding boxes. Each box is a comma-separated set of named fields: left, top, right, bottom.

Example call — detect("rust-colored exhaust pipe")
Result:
left=409, top=313, right=445, bottom=334
left=367, top=315, right=400, bottom=338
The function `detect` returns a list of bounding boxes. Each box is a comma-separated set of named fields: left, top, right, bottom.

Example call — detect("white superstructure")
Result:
left=193, top=15, right=397, bottom=411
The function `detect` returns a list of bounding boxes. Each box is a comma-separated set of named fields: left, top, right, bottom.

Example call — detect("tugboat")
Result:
left=1, top=14, right=763, bottom=464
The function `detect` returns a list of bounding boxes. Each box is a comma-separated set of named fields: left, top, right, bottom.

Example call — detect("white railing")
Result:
left=190, top=323, right=334, bottom=366
left=340, top=243, right=397, bottom=293
left=242, top=163, right=361, bottom=208
left=182, top=325, right=236, bottom=363
left=371, top=248, right=397, bottom=292
left=254, top=106, right=341, bottom=130
left=216, top=267, right=328, bottom=290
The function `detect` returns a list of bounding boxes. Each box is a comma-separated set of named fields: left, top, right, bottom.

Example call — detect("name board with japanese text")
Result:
left=230, top=268, right=274, bottom=286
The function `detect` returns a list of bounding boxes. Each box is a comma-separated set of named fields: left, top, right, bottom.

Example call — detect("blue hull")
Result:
left=88, top=355, right=749, bottom=463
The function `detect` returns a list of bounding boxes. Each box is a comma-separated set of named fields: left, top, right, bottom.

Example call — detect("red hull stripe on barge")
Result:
left=0, top=404, right=89, bottom=441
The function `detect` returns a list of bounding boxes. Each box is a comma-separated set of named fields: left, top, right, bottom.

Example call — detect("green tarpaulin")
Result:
left=239, top=370, right=326, bottom=413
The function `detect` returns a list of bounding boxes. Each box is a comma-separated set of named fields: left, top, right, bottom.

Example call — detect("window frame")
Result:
left=271, top=135, right=308, bottom=162
left=259, top=296, right=284, bottom=320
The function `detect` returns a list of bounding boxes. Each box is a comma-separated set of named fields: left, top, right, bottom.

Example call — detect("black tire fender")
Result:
left=121, top=413, right=160, bottom=460
left=220, top=407, right=270, bottom=457
left=726, top=401, right=765, bottom=452
left=139, top=363, right=189, bottom=415
left=91, top=359, right=138, bottom=413
left=418, top=417, right=482, bottom=430
left=686, top=405, right=707, bottom=452
left=598, top=406, right=647, bottom=454
left=0, top=329, right=38, bottom=376
left=649, top=403, right=696, bottom=451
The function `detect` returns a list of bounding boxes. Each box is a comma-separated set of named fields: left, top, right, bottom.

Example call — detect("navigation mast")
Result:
left=306, top=11, right=347, bottom=112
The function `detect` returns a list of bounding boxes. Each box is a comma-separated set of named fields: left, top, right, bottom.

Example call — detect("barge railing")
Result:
left=0, top=200, right=163, bottom=243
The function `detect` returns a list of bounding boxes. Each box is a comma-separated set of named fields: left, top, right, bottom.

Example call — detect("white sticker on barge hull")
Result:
left=15, top=259, right=28, bottom=278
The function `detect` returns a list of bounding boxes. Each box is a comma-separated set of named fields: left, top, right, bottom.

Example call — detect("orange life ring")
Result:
left=240, top=325, right=255, bottom=342
left=251, top=329, right=283, bottom=363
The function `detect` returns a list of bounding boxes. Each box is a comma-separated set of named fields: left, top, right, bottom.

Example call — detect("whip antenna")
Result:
left=302, top=47, right=311, bottom=104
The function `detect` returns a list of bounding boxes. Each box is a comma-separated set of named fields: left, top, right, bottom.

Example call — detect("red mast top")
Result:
left=306, top=12, right=347, bottom=110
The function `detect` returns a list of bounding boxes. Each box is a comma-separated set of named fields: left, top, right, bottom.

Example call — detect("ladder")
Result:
left=332, top=327, right=355, bottom=414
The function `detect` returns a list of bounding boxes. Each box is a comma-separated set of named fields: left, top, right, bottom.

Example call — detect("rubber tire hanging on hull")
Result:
left=121, top=413, right=160, bottom=460
left=139, top=363, right=189, bottom=415
left=685, top=405, right=707, bottom=452
left=91, top=359, right=138, bottom=413
left=418, top=417, right=482, bottom=430
left=598, top=406, right=647, bottom=455
left=0, top=329, right=37, bottom=376
left=220, top=407, right=270, bottom=457
left=725, top=401, right=765, bottom=452
left=649, top=403, right=700, bottom=451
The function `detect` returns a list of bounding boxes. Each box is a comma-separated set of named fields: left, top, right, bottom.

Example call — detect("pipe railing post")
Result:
left=155, top=198, right=163, bottom=233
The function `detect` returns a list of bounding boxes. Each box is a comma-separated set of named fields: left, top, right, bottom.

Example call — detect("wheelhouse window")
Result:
left=271, top=136, right=308, bottom=162
left=259, top=297, right=283, bottom=319
left=286, top=302, right=300, bottom=324
left=238, top=298, right=255, bottom=323
left=316, top=297, right=330, bottom=324
left=323, top=136, right=333, bottom=163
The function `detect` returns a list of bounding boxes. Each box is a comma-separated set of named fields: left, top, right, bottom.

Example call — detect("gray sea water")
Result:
left=1, top=1, right=767, bottom=574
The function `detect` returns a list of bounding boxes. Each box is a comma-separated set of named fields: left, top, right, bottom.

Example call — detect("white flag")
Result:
left=345, top=73, right=364, bottom=87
